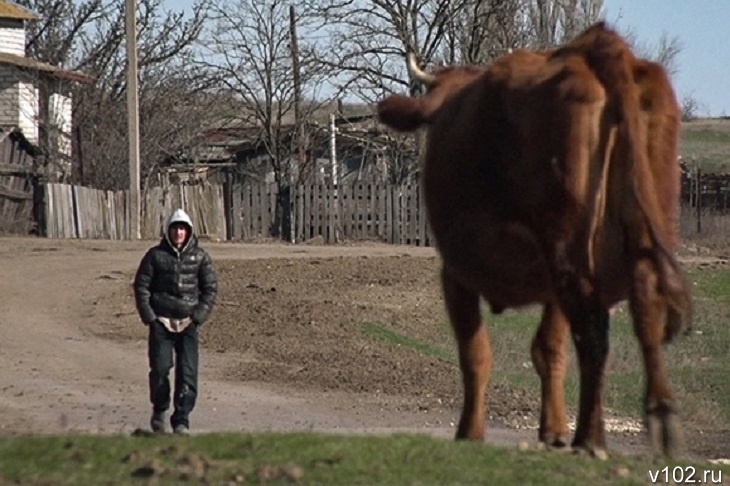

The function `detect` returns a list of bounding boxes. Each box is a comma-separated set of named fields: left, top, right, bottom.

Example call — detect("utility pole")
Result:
left=289, top=5, right=304, bottom=173
left=126, top=0, right=140, bottom=239
left=288, top=5, right=302, bottom=243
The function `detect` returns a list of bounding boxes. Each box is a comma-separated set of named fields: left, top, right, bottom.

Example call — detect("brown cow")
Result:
left=377, top=22, right=691, bottom=457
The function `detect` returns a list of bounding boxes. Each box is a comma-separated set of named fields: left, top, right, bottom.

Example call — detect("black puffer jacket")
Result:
left=133, top=233, right=218, bottom=325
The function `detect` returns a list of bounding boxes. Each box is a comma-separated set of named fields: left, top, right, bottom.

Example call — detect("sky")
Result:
left=169, top=0, right=729, bottom=117
left=602, top=0, right=729, bottom=117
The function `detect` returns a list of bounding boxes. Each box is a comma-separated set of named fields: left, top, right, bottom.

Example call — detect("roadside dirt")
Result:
left=0, top=236, right=724, bottom=461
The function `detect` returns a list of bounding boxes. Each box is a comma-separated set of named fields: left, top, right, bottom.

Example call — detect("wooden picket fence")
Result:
left=40, top=181, right=432, bottom=245
left=143, top=184, right=226, bottom=240
left=236, top=182, right=431, bottom=245
left=43, top=183, right=225, bottom=240
left=44, top=184, right=129, bottom=239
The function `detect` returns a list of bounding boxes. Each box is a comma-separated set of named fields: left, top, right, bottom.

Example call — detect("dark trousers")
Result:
left=148, top=322, right=199, bottom=428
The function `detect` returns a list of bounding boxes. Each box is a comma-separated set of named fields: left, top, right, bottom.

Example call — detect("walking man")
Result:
left=133, top=208, right=218, bottom=434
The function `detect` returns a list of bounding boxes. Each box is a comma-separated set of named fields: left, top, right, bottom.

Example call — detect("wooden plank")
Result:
left=294, top=185, right=302, bottom=242
left=269, top=182, right=277, bottom=238
left=72, top=185, right=82, bottom=238
left=241, top=184, right=251, bottom=239
left=312, top=183, right=318, bottom=240
left=418, top=186, right=427, bottom=246
left=343, top=183, right=353, bottom=239
left=260, top=183, right=269, bottom=237
left=408, top=184, right=417, bottom=245
left=387, top=185, right=398, bottom=244
left=231, top=180, right=242, bottom=240
left=358, top=183, right=366, bottom=240
left=324, top=184, right=332, bottom=243
left=303, top=183, right=312, bottom=240
left=378, top=184, right=386, bottom=241
left=365, top=183, right=374, bottom=239
left=353, top=183, right=360, bottom=240
left=44, top=184, right=53, bottom=238
left=0, top=185, right=32, bottom=200
left=253, top=184, right=262, bottom=237
left=0, top=162, right=36, bottom=176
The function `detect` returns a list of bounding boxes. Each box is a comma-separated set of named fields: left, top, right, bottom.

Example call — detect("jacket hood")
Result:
left=164, top=208, right=194, bottom=251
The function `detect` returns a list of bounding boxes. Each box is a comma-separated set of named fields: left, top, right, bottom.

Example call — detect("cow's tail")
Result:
left=580, top=23, right=692, bottom=341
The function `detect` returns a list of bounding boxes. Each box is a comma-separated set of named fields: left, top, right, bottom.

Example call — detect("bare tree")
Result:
left=522, top=0, right=605, bottom=48
left=200, top=0, right=333, bottom=238
left=17, top=0, right=215, bottom=189
left=442, top=0, right=522, bottom=64
left=308, top=0, right=605, bottom=183
left=623, top=29, right=682, bottom=77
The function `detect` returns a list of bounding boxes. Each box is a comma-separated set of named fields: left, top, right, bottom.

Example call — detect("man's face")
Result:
left=168, top=223, right=189, bottom=249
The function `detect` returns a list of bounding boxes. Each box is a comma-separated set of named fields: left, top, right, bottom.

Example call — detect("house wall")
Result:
left=17, top=79, right=37, bottom=144
left=49, top=90, right=72, bottom=157
left=0, top=19, right=26, bottom=56
left=0, top=64, right=19, bottom=127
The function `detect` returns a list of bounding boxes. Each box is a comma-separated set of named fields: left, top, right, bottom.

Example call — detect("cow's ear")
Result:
left=377, top=95, right=427, bottom=132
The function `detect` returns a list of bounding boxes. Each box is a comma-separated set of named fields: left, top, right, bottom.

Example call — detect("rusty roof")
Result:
left=0, top=51, right=94, bottom=84
left=0, top=1, right=36, bottom=20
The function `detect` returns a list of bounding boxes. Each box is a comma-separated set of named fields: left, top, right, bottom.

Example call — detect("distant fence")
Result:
left=40, top=175, right=730, bottom=243
left=43, top=183, right=226, bottom=240
left=143, top=184, right=226, bottom=240
left=44, top=183, right=129, bottom=239
left=235, top=182, right=431, bottom=245
left=41, top=181, right=432, bottom=245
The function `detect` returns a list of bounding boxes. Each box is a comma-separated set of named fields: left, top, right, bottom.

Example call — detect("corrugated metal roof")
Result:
left=0, top=1, right=36, bottom=20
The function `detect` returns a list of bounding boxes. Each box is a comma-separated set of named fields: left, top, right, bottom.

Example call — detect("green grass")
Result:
left=1, top=432, right=725, bottom=485
left=3, top=267, right=730, bottom=485
left=680, top=120, right=730, bottom=173
left=359, top=321, right=456, bottom=364
left=360, top=266, right=730, bottom=431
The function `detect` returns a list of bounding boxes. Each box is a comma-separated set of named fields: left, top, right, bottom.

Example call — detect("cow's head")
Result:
left=377, top=53, right=485, bottom=132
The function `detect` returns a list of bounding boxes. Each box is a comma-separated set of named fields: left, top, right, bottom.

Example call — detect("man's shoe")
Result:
left=173, top=424, right=190, bottom=436
left=150, top=411, right=166, bottom=433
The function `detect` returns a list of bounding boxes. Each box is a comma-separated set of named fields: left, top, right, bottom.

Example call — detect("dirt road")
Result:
left=0, top=236, right=549, bottom=449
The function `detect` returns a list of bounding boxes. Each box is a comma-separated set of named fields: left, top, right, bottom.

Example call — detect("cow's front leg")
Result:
left=441, top=268, right=491, bottom=441
left=531, top=303, right=570, bottom=447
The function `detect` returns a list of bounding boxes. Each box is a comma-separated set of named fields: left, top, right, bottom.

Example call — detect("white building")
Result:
left=0, top=1, right=92, bottom=180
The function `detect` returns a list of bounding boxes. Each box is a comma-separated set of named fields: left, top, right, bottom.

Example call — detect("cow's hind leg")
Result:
left=541, top=245, right=610, bottom=456
left=547, top=262, right=610, bottom=456
left=531, top=303, right=570, bottom=447
left=568, top=304, right=610, bottom=457
left=629, top=258, right=684, bottom=457
left=441, top=269, right=491, bottom=441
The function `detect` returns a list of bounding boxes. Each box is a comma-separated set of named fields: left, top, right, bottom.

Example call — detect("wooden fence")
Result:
left=0, top=131, right=38, bottom=233
left=143, top=184, right=226, bottom=240
left=35, top=176, right=730, bottom=243
left=44, top=184, right=129, bottom=238
left=43, top=183, right=226, bottom=240
left=40, top=181, right=432, bottom=245
left=236, top=182, right=431, bottom=245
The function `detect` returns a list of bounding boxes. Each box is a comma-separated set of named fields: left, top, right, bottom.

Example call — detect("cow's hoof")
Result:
left=647, top=408, right=684, bottom=458
left=539, top=432, right=569, bottom=449
left=572, top=444, right=609, bottom=460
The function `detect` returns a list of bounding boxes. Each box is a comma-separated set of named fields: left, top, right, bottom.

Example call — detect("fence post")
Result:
left=696, top=166, right=702, bottom=233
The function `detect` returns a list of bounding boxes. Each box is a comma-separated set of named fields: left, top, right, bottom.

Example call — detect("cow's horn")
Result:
left=407, top=53, right=436, bottom=85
